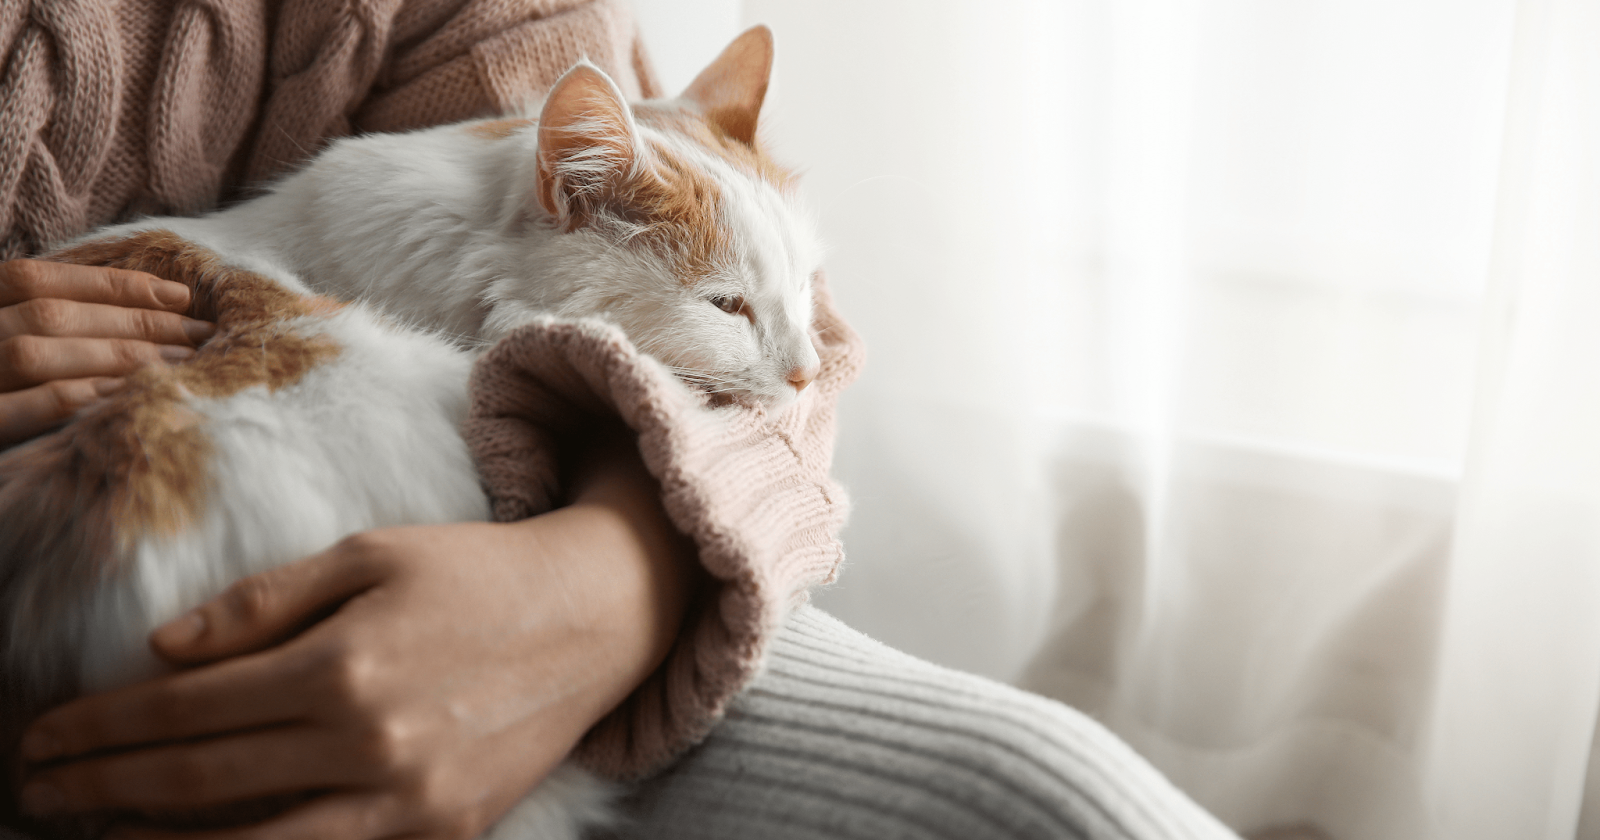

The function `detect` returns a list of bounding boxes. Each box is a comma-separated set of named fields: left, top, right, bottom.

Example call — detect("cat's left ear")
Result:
left=535, top=62, right=639, bottom=225
left=682, top=25, right=774, bottom=145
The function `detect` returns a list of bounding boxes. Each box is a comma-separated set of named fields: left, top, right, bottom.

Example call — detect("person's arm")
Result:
left=6, top=260, right=861, bottom=836
left=465, top=274, right=864, bottom=778
left=0, top=259, right=213, bottom=447
left=16, top=432, right=698, bottom=840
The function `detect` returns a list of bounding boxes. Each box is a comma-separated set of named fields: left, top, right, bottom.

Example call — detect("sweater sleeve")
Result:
left=464, top=274, right=866, bottom=779
left=245, top=0, right=656, bottom=187
left=1, top=0, right=652, bottom=260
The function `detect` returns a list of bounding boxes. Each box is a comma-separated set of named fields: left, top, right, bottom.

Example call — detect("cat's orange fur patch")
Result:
left=2, top=231, right=345, bottom=558
left=468, top=118, right=535, bottom=140
left=620, top=138, right=731, bottom=282
left=0, top=232, right=347, bottom=686
left=302, top=294, right=347, bottom=316
left=616, top=104, right=799, bottom=284
left=54, top=231, right=343, bottom=398
left=635, top=103, right=797, bottom=193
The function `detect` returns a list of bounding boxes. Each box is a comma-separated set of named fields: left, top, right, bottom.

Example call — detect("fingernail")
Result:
left=20, top=729, right=60, bottom=761
left=93, top=377, right=128, bottom=398
left=182, top=318, right=217, bottom=344
left=154, top=281, right=190, bottom=308
left=154, top=610, right=205, bottom=648
left=19, top=782, right=63, bottom=815
left=158, top=345, right=195, bottom=363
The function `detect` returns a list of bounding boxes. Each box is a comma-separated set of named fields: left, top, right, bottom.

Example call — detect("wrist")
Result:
left=506, top=437, right=702, bottom=726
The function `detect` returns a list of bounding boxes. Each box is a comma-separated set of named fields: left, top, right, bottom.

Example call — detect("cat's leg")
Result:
left=606, top=606, right=1239, bottom=840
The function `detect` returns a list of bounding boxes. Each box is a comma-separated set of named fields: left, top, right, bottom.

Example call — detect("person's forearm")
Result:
left=15, top=442, right=706, bottom=836
left=529, top=432, right=704, bottom=724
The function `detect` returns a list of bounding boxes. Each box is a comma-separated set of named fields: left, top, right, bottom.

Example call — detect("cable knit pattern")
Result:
left=1, top=0, right=652, bottom=260
left=466, top=275, right=866, bottom=779
left=356, top=0, right=659, bottom=138
left=145, top=2, right=268, bottom=215
left=0, top=2, right=121, bottom=256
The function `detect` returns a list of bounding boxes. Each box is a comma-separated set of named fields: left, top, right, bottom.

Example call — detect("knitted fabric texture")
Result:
left=3, top=0, right=864, bottom=780
left=466, top=275, right=865, bottom=779
left=1, top=0, right=656, bottom=260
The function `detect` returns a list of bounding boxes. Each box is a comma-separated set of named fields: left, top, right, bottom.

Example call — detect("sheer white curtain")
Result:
left=639, top=1, right=1600, bottom=838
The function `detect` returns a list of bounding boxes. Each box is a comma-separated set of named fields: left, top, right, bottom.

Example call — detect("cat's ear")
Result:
left=682, top=25, right=774, bottom=146
left=535, top=62, right=638, bottom=224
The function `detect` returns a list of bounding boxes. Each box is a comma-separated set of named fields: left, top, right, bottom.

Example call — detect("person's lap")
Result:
left=611, top=606, right=1238, bottom=840
left=0, top=607, right=1237, bottom=840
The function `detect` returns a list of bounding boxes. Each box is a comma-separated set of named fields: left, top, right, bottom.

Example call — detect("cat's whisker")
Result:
left=662, top=366, right=746, bottom=394
left=671, top=372, right=742, bottom=389
left=658, top=362, right=739, bottom=382
left=691, top=383, right=744, bottom=395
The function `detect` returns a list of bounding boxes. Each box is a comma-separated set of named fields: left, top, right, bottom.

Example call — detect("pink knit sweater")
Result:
left=468, top=278, right=862, bottom=777
left=1, top=0, right=657, bottom=258
left=5, top=0, right=865, bottom=780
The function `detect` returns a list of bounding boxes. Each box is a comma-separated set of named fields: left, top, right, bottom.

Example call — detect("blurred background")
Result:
left=632, top=2, right=1600, bottom=839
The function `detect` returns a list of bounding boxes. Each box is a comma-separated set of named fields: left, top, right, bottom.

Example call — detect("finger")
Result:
left=19, top=644, right=324, bottom=763
left=0, top=299, right=215, bottom=345
left=0, top=335, right=192, bottom=391
left=0, top=259, right=190, bottom=312
left=105, top=793, right=397, bottom=840
left=20, top=540, right=393, bottom=762
left=150, top=535, right=393, bottom=666
left=0, top=377, right=125, bottom=447
left=20, top=725, right=350, bottom=815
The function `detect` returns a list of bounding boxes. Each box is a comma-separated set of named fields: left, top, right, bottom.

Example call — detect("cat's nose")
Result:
left=787, top=364, right=819, bottom=393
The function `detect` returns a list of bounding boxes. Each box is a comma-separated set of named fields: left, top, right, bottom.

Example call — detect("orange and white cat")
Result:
left=0, top=26, right=819, bottom=840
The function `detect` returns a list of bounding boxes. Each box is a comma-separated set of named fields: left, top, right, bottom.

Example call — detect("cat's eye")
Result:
left=710, top=295, right=745, bottom=315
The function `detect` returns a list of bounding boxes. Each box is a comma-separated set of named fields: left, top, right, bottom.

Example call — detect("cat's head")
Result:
left=481, top=26, right=823, bottom=411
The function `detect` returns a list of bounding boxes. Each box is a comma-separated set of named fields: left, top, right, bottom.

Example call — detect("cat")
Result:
left=0, top=25, right=820, bottom=840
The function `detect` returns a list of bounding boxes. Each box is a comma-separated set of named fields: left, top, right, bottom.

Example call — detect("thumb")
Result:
left=150, top=538, right=389, bottom=665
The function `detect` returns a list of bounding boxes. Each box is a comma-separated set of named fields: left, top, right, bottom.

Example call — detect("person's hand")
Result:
left=0, top=259, right=216, bottom=447
left=16, top=436, right=697, bottom=840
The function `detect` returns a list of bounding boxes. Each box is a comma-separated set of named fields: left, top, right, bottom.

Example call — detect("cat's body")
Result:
left=0, top=27, right=819, bottom=840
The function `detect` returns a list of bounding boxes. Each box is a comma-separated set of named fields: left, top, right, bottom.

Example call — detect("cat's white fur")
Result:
left=121, top=68, right=823, bottom=408
left=1, top=27, right=817, bottom=840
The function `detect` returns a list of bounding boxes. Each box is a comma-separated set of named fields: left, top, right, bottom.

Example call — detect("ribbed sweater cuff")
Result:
left=464, top=278, right=864, bottom=778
